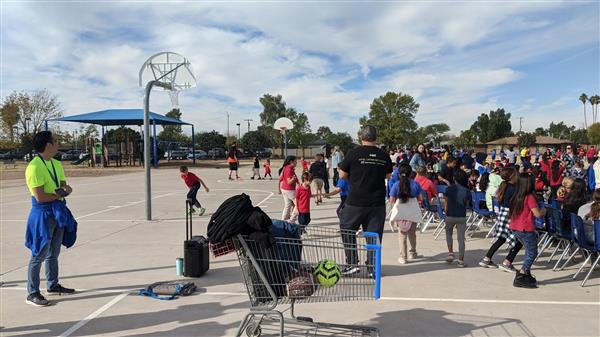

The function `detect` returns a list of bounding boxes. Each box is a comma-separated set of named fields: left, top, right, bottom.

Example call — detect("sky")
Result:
left=1, top=1, right=599, bottom=138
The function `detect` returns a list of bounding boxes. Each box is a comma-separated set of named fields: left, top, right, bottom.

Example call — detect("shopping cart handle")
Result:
left=362, top=231, right=381, bottom=300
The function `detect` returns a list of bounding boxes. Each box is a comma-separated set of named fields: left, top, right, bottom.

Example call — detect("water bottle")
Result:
left=176, top=258, right=184, bottom=276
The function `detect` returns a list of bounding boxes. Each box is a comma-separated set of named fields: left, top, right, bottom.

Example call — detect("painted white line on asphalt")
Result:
left=0, top=286, right=136, bottom=294
left=4, top=285, right=596, bottom=306
left=58, top=292, right=129, bottom=337
left=380, top=296, right=600, bottom=306
left=76, top=192, right=175, bottom=220
left=0, top=190, right=176, bottom=206
left=255, top=191, right=274, bottom=207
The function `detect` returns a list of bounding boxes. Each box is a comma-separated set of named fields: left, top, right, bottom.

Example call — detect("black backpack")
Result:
left=207, top=193, right=255, bottom=244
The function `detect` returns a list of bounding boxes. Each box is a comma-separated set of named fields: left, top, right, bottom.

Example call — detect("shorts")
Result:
left=311, top=178, right=324, bottom=193
left=298, top=213, right=311, bottom=227
left=253, top=167, right=260, bottom=174
left=228, top=162, right=238, bottom=170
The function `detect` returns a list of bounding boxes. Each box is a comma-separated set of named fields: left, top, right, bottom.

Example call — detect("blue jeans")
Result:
left=513, top=230, right=538, bottom=273
left=27, top=217, right=64, bottom=295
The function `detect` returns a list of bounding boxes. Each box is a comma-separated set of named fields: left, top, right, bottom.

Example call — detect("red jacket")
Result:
left=548, top=166, right=565, bottom=187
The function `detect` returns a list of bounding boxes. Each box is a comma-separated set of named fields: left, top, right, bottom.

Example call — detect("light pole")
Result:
left=25, top=117, right=31, bottom=135
left=13, top=126, right=18, bottom=141
left=236, top=123, right=241, bottom=141
left=73, top=131, right=78, bottom=151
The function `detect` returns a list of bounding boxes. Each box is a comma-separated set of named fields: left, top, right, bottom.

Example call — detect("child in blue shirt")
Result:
left=325, top=163, right=350, bottom=216
left=389, top=164, right=423, bottom=264
left=443, top=170, right=472, bottom=267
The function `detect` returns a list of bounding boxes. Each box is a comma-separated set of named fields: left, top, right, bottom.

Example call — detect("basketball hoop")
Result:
left=139, top=51, right=196, bottom=220
left=274, top=117, right=294, bottom=157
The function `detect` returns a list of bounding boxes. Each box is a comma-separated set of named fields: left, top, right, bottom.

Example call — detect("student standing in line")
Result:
left=479, top=167, right=522, bottom=272
left=289, top=172, right=314, bottom=227
left=279, top=156, right=299, bottom=221
left=509, top=173, right=546, bottom=288
left=443, top=170, right=471, bottom=267
left=389, top=164, right=423, bottom=264
left=324, top=163, right=350, bottom=216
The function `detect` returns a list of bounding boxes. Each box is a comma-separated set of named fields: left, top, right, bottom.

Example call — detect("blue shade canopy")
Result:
left=50, top=109, right=191, bottom=126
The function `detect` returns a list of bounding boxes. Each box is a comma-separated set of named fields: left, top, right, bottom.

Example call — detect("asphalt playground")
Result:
left=1, top=166, right=599, bottom=337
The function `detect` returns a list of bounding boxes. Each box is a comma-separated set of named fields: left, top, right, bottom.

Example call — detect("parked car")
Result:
left=208, top=148, right=226, bottom=158
left=166, top=150, right=187, bottom=160
left=0, top=149, right=24, bottom=160
left=187, top=150, right=208, bottom=160
left=61, top=150, right=83, bottom=161
left=254, top=149, right=272, bottom=158
left=241, top=149, right=254, bottom=158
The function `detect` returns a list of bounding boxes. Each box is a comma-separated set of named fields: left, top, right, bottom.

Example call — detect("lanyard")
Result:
left=37, top=155, right=59, bottom=188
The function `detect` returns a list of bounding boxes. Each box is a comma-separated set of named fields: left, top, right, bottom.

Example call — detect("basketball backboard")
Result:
left=139, top=52, right=197, bottom=92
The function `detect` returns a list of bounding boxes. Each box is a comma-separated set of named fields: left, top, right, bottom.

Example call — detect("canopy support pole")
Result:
left=152, top=119, right=158, bottom=169
left=44, top=121, right=48, bottom=131
left=101, top=125, right=105, bottom=167
left=191, top=125, right=196, bottom=165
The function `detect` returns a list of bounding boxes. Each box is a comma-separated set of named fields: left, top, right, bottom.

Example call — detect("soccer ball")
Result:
left=313, top=259, right=341, bottom=287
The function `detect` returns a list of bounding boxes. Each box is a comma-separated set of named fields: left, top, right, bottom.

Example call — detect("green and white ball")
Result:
left=313, top=259, right=341, bottom=287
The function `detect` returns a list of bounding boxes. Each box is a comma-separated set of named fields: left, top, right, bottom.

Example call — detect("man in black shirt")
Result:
left=338, top=125, right=393, bottom=274
left=309, top=154, right=327, bottom=204
left=438, top=156, right=458, bottom=185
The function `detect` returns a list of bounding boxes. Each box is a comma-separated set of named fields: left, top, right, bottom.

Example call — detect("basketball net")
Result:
left=168, top=90, right=180, bottom=109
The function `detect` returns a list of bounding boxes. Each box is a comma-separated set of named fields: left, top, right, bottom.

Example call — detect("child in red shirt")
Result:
left=290, top=172, right=313, bottom=227
left=509, top=173, right=546, bottom=288
left=263, top=159, right=272, bottom=180
left=300, top=157, right=310, bottom=173
left=180, top=166, right=210, bottom=215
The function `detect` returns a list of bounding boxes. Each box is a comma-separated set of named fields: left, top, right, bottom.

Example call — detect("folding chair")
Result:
left=467, top=191, right=495, bottom=238
left=485, top=198, right=501, bottom=238
left=572, top=219, right=600, bottom=287
left=419, top=190, right=436, bottom=233
left=433, top=196, right=447, bottom=240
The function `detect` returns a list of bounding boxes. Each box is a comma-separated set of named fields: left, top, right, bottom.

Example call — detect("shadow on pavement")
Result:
left=0, top=300, right=245, bottom=337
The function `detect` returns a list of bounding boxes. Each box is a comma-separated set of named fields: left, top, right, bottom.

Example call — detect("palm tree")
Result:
left=580, top=93, right=588, bottom=128
left=594, top=95, right=600, bottom=124
left=591, top=95, right=598, bottom=124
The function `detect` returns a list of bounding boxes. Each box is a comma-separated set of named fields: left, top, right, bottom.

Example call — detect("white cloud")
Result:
left=1, top=1, right=597, bottom=138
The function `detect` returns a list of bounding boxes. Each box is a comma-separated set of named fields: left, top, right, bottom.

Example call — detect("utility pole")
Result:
left=236, top=123, right=241, bottom=141
left=244, top=118, right=253, bottom=133
left=227, top=112, right=230, bottom=137
left=519, top=117, right=524, bottom=133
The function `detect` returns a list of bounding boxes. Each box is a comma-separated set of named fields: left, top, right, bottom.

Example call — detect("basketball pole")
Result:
left=143, top=79, right=175, bottom=221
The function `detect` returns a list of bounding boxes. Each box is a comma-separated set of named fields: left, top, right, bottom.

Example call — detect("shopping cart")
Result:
left=231, top=226, right=381, bottom=337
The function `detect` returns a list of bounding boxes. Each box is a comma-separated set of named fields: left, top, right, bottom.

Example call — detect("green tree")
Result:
left=1, top=92, right=20, bottom=141
left=326, top=132, right=355, bottom=154
left=534, top=127, right=548, bottom=136
left=196, top=130, right=227, bottom=151
left=241, top=129, right=274, bottom=149
left=259, top=94, right=291, bottom=126
left=547, top=122, right=575, bottom=139
left=158, top=109, right=187, bottom=142
left=359, top=91, right=419, bottom=148
left=287, top=112, right=312, bottom=146
left=588, top=123, right=600, bottom=145
left=580, top=93, right=589, bottom=128
left=469, top=108, right=513, bottom=143
left=517, top=132, right=536, bottom=148
left=316, top=126, right=333, bottom=140
left=569, top=128, right=588, bottom=144
left=418, top=123, right=450, bottom=146
left=453, top=129, right=477, bottom=148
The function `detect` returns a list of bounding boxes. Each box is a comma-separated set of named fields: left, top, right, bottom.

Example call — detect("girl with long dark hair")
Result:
left=409, top=143, right=427, bottom=171
left=479, top=167, right=522, bottom=272
left=389, top=164, right=423, bottom=264
left=509, top=173, right=546, bottom=288
left=279, top=155, right=298, bottom=220
left=561, top=178, right=587, bottom=236
left=548, top=160, right=564, bottom=199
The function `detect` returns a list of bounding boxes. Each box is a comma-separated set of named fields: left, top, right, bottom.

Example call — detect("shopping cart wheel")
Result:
left=245, top=323, right=261, bottom=337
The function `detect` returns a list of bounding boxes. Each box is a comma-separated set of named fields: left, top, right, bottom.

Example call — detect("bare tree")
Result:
left=18, top=89, right=63, bottom=134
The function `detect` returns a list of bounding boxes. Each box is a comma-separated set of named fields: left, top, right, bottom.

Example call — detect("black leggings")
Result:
left=485, top=237, right=523, bottom=263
